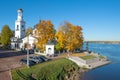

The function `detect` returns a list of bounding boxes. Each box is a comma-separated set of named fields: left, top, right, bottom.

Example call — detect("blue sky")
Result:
left=0, top=0, right=120, bottom=41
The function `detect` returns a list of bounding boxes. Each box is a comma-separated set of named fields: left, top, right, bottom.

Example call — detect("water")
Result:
left=82, top=43, right=120, bottom=80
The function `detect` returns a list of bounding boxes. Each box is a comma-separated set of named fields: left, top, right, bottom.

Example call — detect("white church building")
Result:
left=11, top=9, right=55, bottom=55
left=11, top=9, right=37, bottom=50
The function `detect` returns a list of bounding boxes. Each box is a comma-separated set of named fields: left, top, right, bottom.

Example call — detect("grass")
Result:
left=59, top=53, right=86, bottom=57
left=98, top=55, right=105, bottom=59
left=12, top=58, right=79, bottom=80
left=80, top=55, right=96, bottom=60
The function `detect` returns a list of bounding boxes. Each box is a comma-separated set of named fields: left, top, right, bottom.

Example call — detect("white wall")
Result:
left=22, top=35, right=37, bottom=49
left=15, top=20, right=25, bottom=38
left=11, top=43, right=15, bottom=49
left=46, top=45, right=54, bottom=55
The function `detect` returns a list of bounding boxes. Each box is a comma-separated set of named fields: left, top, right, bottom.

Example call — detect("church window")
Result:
left=22, top=25, right=24, bottom=28
left=16, top=25, right=19, bottom=30
left=22, top=25, right=25, bottom=31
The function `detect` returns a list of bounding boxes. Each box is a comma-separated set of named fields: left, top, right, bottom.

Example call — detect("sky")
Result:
left=0, top=0, right=120, bottom=41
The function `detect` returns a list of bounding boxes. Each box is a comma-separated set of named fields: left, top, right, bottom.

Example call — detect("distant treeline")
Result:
left=84, top=41, right=120, bottom=44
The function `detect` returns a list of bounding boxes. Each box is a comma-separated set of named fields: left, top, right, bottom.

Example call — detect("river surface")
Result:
left=82, top=43, right=120, bottom=80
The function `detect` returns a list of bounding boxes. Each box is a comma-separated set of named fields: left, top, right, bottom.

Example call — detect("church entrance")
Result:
left=15, top=43, right=19, bottom=49
left=48, top=48, right=51, bottom=54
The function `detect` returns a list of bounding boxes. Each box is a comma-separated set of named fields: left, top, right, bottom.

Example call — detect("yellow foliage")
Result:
left=36, top=20, right=55, bottom=51
left=56, top=22, right=83, bottom=52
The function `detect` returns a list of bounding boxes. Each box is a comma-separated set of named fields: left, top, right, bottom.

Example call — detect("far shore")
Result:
left=84, top=41, right=120, bottom=44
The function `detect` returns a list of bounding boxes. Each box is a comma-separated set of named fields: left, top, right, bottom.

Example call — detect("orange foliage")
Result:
left=56, top=22, right=83, bottom=52
left=36, top=20, right=55, bottom=51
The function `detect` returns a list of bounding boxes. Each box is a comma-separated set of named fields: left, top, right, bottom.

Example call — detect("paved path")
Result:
left=0, top=49, right=26, bottom=80
left=89, top=60, right=110, bottom=69
left=0, top=71, right=10, bottom=80
left=68, top=56, right=89, bottom=68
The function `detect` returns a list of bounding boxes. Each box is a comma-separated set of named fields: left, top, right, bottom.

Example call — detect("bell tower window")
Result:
left=22, top=25, right=24, bottom=29
left=16, top=25, right=19, bottom=31
left=22, top=25, right=25, bottom=31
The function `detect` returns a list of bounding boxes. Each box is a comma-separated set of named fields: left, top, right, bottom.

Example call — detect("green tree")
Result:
left=1, top=25, right=13, bottom=47
left=26, top=27, right=33, bottom=36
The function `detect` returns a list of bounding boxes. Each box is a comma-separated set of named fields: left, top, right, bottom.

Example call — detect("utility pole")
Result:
left=27, top=35, right=29, bottom=68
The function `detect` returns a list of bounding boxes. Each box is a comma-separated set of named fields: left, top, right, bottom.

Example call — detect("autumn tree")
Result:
left=36, top=20, right=55, bottom=51
left=55, top=30, right=65, bottom=52
left=56, top=22, right=83, bottom=53
left=1, top=25, right=13, bottom=47
left=26, top=27, right=33, bottom=36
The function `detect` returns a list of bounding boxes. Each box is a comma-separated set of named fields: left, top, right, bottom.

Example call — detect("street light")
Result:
left=27, top=35, right=29, bottom=68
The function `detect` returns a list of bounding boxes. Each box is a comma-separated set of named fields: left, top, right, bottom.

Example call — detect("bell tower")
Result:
left=15, top=9, right=25, bottom=38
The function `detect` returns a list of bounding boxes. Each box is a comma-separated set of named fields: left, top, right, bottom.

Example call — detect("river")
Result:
left=82, top=43, right=120, bottom=80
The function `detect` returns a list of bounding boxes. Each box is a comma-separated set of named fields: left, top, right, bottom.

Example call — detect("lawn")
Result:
left=98, top=55, right=105, bottom=59
left=80, top=55, right=96, bottom=60
left=59, top=53, right=86, bottom=57
left=12, top=58, right=79, bottom=80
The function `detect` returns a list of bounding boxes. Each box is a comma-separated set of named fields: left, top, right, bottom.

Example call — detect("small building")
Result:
left=46, top=40, right=55, bottom=55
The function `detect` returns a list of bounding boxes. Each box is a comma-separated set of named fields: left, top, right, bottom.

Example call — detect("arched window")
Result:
left=22, top=25, right=24, bottom=28
left=16, top=25, right=19, bottom=30
left=48, top=48, right=51, bottom=53
left=22, top=25, right=25, bottom=31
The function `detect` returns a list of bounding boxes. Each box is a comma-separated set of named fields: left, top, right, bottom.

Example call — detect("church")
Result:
left=11, top=9, right=37, bottom=50
left=11, top=9, right=55, bottom=55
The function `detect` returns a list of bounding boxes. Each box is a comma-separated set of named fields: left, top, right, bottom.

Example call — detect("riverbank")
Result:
left=68, top=51, right=111, bottom=69
left=68, top=56, right=111, bottom=80
left=81, top=43, right=120, bottom=80
left=68, top=56, right=110, bottom=69
left=89, top=60, right=110, bottom=69
left=10, top=51, right=111, bottom=80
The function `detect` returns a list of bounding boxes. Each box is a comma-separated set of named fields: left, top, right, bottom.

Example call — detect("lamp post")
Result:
left=27, top=35, right=29, bottom=68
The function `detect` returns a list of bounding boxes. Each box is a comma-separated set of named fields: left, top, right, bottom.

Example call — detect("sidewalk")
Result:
left=0, top=49, right=26, bottom=80
left=68, top=56, right=90, bottom=68
left=0, top=71, right=10, bottom=80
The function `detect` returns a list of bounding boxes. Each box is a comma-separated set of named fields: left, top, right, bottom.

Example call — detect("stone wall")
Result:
left=86, top=58, right=99, bottom=64
left=79, top=57, right=99, bottom=64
